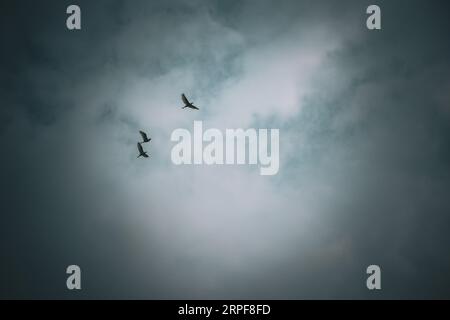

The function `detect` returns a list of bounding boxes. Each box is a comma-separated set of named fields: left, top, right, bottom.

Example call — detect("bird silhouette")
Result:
left=139, top=130, right=151, bottom=143
left=181, top=93, right=199, bottom=110
left=137, top=142, right=149, bottom=158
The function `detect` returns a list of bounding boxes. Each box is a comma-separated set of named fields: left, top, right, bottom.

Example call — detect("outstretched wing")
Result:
left=137, top=142, right=144, bottom=154
left=139, top=130, right=148, bottom=141
left=181, top=93, right=189, bottom=105
left=191, top=105, right=199, bottom=110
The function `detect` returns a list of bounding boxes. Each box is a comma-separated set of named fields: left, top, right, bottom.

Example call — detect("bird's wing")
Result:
left=192, top=106, right=199, bottom=110
left=139, top=130, right=148, bottom=140
left=182, top=94, right=189, bottom=105
left=137, top=142, right=144, bottom=153
left=143, top=153, right=149, bottom=158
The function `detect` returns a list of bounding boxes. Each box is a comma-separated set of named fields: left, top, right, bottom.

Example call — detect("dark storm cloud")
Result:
left=278, top=0, right=450, bottom=298
left=1, top=0, right=450, bottom=299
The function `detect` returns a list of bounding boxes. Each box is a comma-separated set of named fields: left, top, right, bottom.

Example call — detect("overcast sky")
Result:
left=1, top=0, right=450, bottom=299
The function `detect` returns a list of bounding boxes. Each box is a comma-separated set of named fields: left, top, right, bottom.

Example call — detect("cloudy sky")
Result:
left=1, top=0, right=450, bottom=299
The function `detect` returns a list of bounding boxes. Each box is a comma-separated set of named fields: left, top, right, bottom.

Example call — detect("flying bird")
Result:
left=139, top=130, right=151, bottom=143
left=137, top=142, right=149, bottom=158
left=181, top=93, right=199, bottom=110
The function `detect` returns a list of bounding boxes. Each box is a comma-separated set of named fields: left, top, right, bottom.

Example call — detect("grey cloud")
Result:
left=1, top=0, right=450, bottom=299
